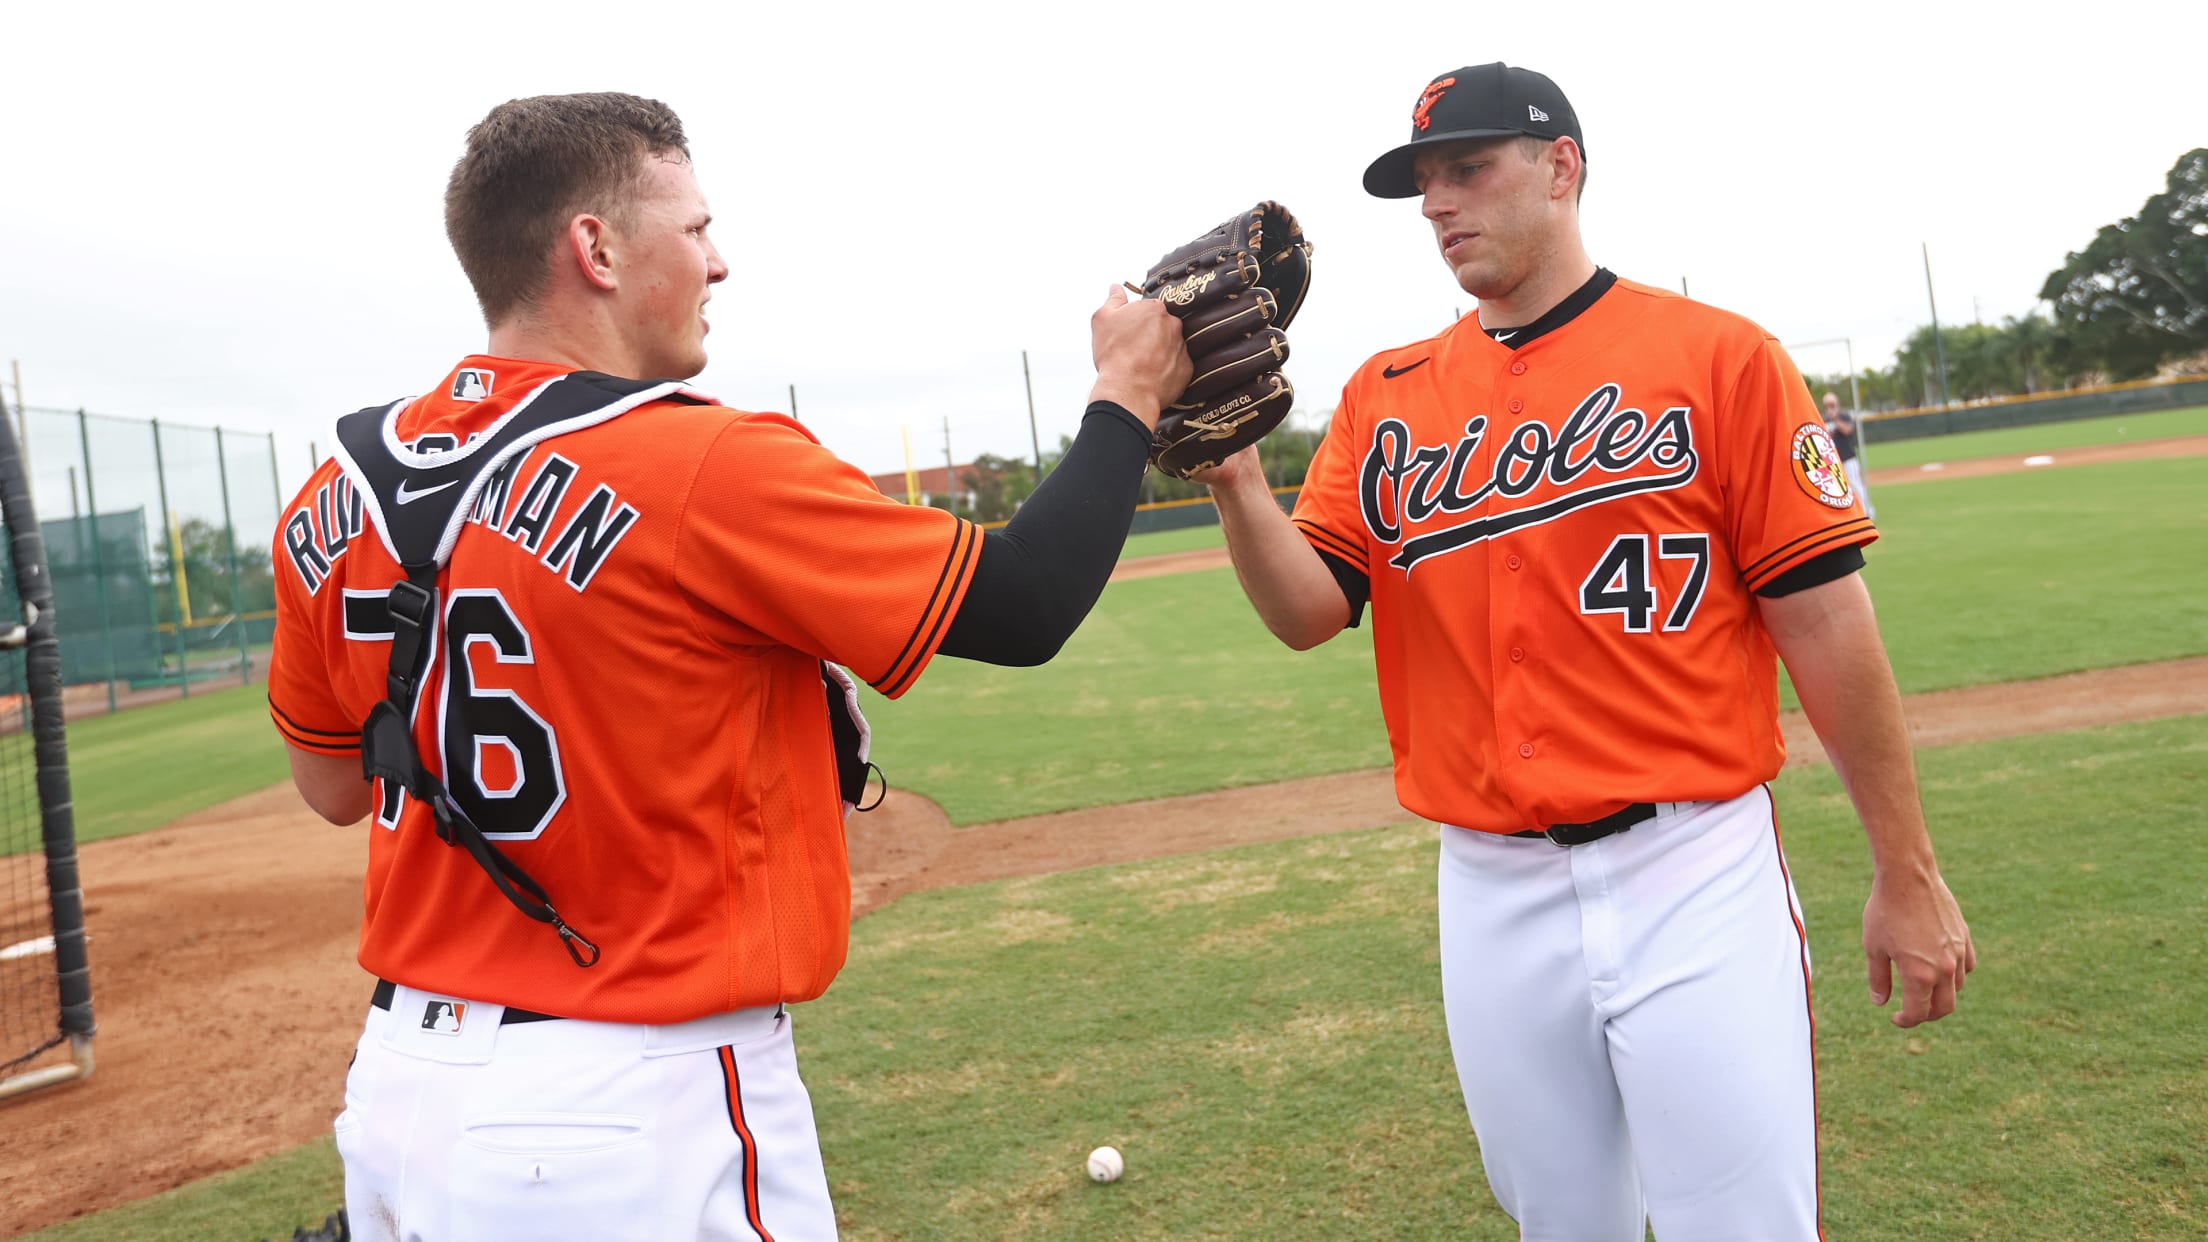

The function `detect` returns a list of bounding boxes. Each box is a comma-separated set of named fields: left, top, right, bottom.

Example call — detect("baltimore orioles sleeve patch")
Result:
left=1788, top=423, right=1855, bottom=508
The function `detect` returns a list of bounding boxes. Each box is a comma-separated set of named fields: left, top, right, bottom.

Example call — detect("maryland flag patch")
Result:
left=1790, top=423, right=1854, bottom=508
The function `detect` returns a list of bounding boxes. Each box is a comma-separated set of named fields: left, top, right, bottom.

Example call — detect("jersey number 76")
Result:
left=350, top=587, right=567, bottom=837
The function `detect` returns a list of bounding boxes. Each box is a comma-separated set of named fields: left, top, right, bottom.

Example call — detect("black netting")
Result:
left=0, top=466, right=62, bottom=1075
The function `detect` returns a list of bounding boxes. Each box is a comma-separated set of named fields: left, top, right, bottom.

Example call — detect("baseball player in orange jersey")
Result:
left=269, top=93, right=1189, bottom=1240
left=1196, top=63, right=1974, bottom=1237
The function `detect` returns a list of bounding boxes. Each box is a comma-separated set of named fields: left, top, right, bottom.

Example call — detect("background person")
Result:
left=1824, top=389, right=1875, bottom=518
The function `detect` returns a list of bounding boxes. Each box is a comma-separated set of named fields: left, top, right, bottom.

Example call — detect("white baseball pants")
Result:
left=1437, top=789, right=1820, bottom=1240
left=1843, top=456, right=1874, bottom=518
left=336, top=987, right=838, bottom=1241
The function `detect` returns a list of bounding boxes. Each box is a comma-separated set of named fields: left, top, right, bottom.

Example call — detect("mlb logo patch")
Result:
left=451, top=369, right=494, bottom=402
left=421, top=1000, right=468, bottom=1035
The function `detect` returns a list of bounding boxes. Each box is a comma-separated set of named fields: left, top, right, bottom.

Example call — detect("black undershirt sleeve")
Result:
left=937, top=401, right=1152, bottom=665
left=1315, top=549, right=1370, bottom=628
left=1755, top=545, right=1866, bottom=598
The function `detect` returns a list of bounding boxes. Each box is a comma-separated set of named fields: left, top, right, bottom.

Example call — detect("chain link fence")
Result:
left=11, top=406, right=281, bottom=714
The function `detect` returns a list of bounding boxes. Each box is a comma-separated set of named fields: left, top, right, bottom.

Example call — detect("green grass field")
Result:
left=0, top=683, right=290, bottom=857
left=1863, top=458, right=2208, bottom=692
left=22, top=447, right=2195, bottom=845
left=1863, top=403, right=2205, bottom=469
left=870, top=454, right=2208, bottom=824
left=40, top=715, right=2203, bottom=1240
left=11, top=406, right=2205, bottom=1239
left=1120, top=521, right=1228, bottom=559
left=809, top=716, right=2208, bottom=1241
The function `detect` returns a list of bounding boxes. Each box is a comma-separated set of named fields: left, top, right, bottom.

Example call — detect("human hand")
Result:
left=1188, top=444, right=1265, bottom=491
left=1862, top=869, right=1976, bottom=1027
left=1089, top=284, right=1192, bottom=432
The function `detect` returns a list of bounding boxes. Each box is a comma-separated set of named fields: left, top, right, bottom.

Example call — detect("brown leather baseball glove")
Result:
left=1139, top=202, right=1314, bottom=478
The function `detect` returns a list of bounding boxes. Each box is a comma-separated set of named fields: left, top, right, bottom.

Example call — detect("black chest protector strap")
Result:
left=336, top=371, right=708, bottom=969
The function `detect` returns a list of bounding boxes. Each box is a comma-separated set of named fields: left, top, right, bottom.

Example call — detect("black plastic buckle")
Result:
left=385, top=578, right=435, bottom=631
left=383, top=578, right=438, bottom=702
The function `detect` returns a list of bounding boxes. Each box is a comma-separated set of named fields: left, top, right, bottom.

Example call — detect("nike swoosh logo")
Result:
left=1493, top=331, right=1518, bottom=341
left=394, top=479, right=458, bottom=505
left=1381, top=358, right=1431, bottom=379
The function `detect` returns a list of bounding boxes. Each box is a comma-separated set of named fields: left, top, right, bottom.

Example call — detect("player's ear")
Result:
left=1550, top=138, right=1584, bottom=204
left=565, top=213, right=619, bottom=292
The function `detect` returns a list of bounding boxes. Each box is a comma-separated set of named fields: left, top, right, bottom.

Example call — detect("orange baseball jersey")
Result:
left=269, top=357, right=979, bottom=1023
left=1292, top=279, right=1873, bottom=833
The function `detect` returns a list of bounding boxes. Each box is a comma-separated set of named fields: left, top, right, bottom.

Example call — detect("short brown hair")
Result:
left=444, top=93, right=690, bottom=325
left=1516, top=134, right=1587, bottom=200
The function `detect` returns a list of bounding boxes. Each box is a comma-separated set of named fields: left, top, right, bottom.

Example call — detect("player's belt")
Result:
left=370, top=978, right=563, bottom=1025
left=1510, top=801, right=1658, bottom=847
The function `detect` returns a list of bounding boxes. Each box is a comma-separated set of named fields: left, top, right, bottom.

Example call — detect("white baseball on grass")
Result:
left=1086, top=1145, right=1124, bottom=1183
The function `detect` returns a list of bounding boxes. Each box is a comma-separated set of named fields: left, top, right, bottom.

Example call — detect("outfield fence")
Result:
left=1864, top=375, right=2208, bottom=443
left=978, top=486, right=1301, bottom=535
left=7, top=405, right=280, bottom=714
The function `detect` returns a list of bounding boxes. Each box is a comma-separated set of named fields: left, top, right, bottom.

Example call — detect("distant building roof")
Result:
left=868, top=463, right=973, bottom=498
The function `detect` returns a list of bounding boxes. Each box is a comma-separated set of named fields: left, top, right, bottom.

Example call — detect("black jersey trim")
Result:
left=895, top=520, right=980, bottom=695
left=875, top=519, right=980, bottom=698
left=1294, top=518, right=1368, bottom=570
left=1743, top=523, right=1878, bottom=591
left=270, top=704, right=363, bottom=754
left=269, top=698, right=359, bottom=742
left=1741, top=517, right=1877, bottom=584
left=1482, top=268, right=1619, bottom=349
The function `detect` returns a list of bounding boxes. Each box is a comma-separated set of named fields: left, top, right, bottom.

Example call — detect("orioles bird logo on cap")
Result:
left=1413, top=77, right=1457, bottom=132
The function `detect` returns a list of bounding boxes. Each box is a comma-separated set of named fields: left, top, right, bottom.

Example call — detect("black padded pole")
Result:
left=0, top=413, right=92, bottom=1038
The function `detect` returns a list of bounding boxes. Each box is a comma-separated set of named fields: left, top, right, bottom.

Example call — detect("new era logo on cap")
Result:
left=1529, top=105, right=1550, bottom=122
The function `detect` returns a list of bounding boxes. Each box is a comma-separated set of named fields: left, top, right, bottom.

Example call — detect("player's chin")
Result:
left=1443, top=256, right=1489, bottom=295
left=658, top=345, right=710, bottom=382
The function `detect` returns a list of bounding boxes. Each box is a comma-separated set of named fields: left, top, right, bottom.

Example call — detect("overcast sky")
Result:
left=6, top=0, right=2201, bottom=499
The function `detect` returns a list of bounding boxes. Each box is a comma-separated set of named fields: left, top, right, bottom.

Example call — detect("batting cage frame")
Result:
left=0, top=406, right=94, bottom=1101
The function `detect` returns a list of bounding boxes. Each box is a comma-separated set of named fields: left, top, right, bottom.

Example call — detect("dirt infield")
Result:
left=2, top=654, right=2203, bottom=1236
left=1, top=433, right=2203, bottom=1236
left=1866, top=432, right=2208, bottom=485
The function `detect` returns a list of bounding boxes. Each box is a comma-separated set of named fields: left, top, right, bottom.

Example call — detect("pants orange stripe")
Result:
left=1765, top=788, right=1826, bottom=1241
left=718, top=1044, right=775, bottom=1242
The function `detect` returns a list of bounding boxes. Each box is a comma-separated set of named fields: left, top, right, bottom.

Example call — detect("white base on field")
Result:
left=0, top=935, right=56, bottom=961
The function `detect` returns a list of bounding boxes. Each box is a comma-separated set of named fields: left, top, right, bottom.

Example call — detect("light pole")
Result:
left=1787, top=336, right=1861, bottom=415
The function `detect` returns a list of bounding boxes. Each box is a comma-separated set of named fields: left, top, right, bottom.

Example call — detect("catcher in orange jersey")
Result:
left=270, top=93, right=1187, bottom=1241
left=1195, top=63, right=1973, bottom=1239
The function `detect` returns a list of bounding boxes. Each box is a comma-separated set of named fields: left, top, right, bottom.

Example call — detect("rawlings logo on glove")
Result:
left=1139, top=202, right=1313, bottom=478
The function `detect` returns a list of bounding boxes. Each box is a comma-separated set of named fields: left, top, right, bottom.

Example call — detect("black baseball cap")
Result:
left=1362, top=63, right=1584, bottom=199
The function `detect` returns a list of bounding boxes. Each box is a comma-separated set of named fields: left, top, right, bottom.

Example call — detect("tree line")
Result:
left=949, top=148, right=2205, bottom=519
left=1806, top=148, right=2205, bottom=410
